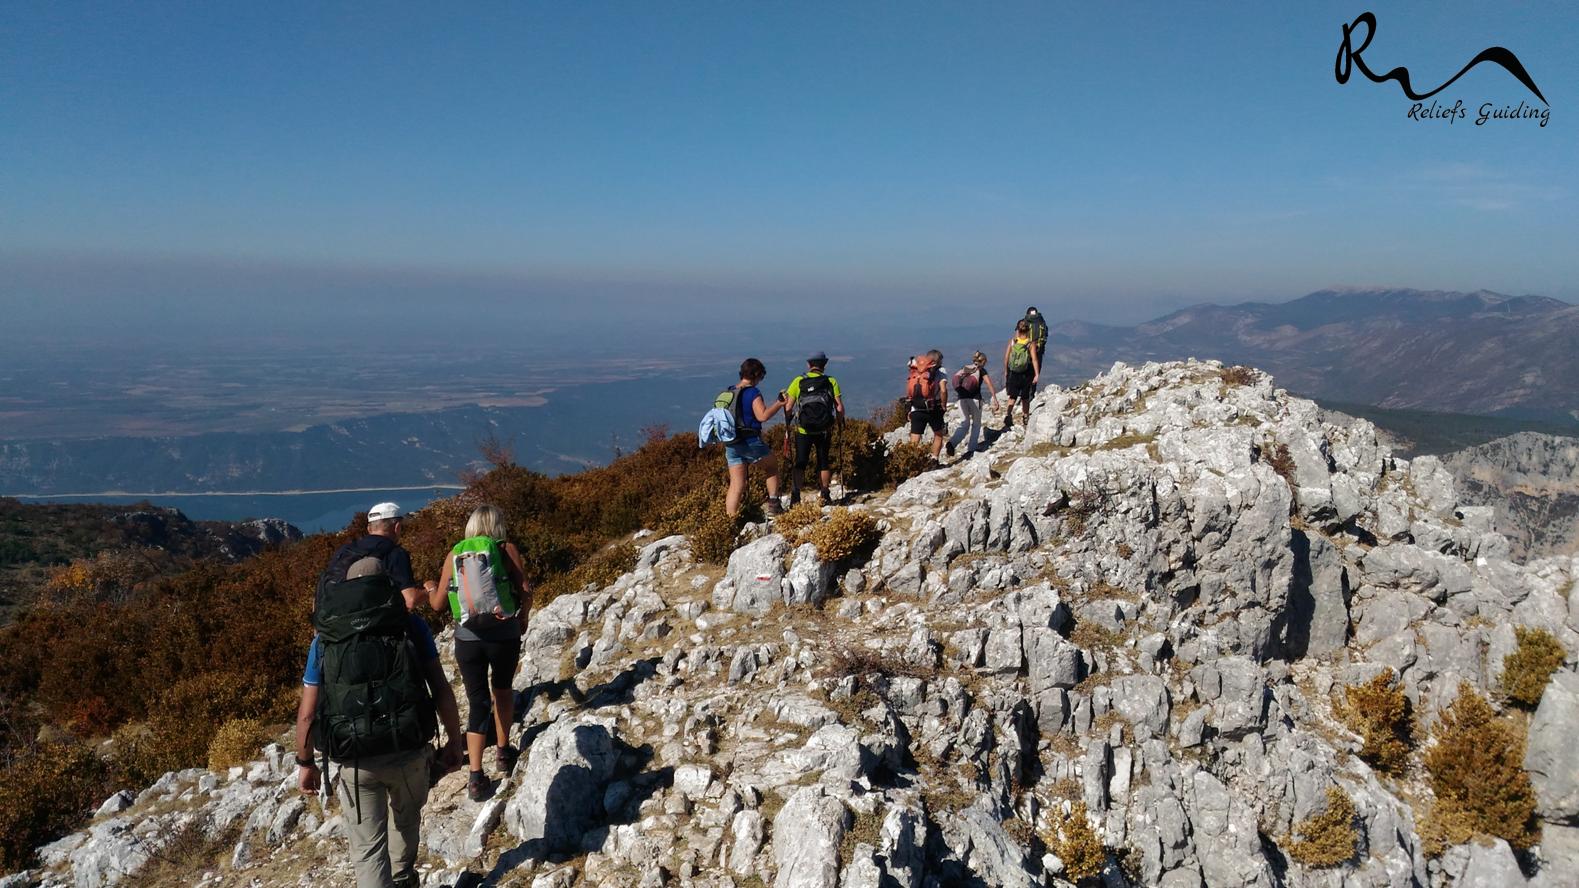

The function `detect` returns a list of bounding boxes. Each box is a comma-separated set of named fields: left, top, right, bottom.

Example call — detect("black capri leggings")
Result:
left=454, top=638, right=522, bottom=734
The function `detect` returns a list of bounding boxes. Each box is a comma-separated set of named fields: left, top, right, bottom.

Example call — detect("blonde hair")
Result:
left=465, top=504, right=508, bottom=541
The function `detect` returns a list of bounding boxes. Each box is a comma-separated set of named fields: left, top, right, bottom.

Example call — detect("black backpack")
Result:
left=796, top=375, right=837, bottom=434
left=1024, top=311, right=1049, bottom=350
left=312, top=540, right=437, bottom=762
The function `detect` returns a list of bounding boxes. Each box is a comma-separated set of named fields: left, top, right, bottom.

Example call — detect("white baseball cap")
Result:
left=367, top=502, right=404, bottom=522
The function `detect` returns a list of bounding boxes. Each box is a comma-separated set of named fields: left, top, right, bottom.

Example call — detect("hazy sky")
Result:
left=2, top=0, right=1574, bottom=337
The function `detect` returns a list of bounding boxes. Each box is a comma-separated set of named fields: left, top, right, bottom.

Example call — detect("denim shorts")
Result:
left=724, top=436, right=772, bottom=466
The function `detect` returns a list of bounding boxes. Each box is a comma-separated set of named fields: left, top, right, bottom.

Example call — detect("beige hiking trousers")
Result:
left=335, top=747, right=431, bottom=888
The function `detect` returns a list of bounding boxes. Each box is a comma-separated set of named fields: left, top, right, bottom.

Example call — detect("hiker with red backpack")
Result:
left=907, top=350, right=950, bottom=462
left=296, top=501, right=464, bottom=888
left=785, top=351, right=845, bottom=506
left=426, top=504, right=530, bottom=802
left=946, top=351, right=1000, bottom=458
left=1002, top=318, right=1042, bottom=430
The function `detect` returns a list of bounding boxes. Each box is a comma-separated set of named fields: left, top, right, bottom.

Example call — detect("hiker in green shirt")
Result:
left=784, top=351, right=844, bottom=506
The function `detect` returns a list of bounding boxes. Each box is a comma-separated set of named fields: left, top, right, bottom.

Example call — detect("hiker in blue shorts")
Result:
left=723, top=358, right=786, bottom=517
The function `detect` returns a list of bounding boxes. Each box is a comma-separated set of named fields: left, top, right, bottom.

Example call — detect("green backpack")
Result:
left=1008, top=338, right=1034, bottom=373
left=313, top=549, right=436, bottom=762
left=446, top=535, right=519, bottom=627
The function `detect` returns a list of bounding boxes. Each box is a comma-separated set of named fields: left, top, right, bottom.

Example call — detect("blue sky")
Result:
left=2, top=0, right=1574, bottom=334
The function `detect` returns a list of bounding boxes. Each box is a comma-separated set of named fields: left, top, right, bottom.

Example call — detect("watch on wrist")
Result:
left=296, top=755, right=317, bottom=768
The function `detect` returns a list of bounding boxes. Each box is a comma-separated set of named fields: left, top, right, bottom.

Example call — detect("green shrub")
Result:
left=1421, top=684, right=1538, bottom=853
left=206, top=718, right=270, bottom=772
left=1502, top=626, right=1566, bottom=708
left=1337, top=670, right=1412, bottom=774
left=0, top=741, right=113, bottom=870
left=803, top=509, right=881, bottom=564
left=1285, top=788, right=1358, bottom=867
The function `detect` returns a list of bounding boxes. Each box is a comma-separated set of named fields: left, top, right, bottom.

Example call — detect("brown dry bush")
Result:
left=773, top=502, right=826, bottom=542
left=1265, top=442, right=1297, bottom=487
left=1220, top=365, right=1258, bottom=386
left=1046, top=802, right=1106, bottom=883
left=1284, top=788, right=1358, bottom=868
left=871, top=399, right=909, bottom=434
left=0, top=741, right=113, bottom=871
left=884, top=442, right=935, bottom=486
left=803, top=508, right=881, bottom=564
left=119, top=671, right=285, bottom=787
left=1421, top=684, right=1538, bottom=853
left=536, top=542, right=638, bottom=600
left=1337, top=670, right=1412, bottom=775
left=1502, top=626, right=1566, bottom=709
left=830, top=419, right=892, bottom=492
left=206, top=718, right=271, bottom=772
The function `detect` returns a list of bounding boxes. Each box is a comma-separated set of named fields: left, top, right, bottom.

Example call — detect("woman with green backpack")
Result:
left=1002, top=318, right=1042, bottom=430
left=427, top=504, right=529, bottom=802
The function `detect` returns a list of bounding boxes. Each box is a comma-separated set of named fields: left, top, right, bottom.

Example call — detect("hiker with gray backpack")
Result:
left=946, top=351, right=1000, bottom=458
left=698, top=357, right=787, bottom=517
left=296, top=501, right=464, bottom=888
left=785, top=351, right=845, bottom=506
left=426, top=504, right=530, bottom=802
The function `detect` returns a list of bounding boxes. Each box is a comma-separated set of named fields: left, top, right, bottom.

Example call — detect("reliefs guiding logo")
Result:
left=1335, top=11, right=1549, bottom=127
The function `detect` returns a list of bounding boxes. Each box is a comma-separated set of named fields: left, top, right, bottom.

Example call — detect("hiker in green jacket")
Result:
left=785, top=351, right=845, bottom=506
left=428, top=504, right=530, bottom=802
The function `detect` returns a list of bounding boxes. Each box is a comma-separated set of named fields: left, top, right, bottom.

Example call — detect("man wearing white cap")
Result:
left=320, top=501, right=434, bottom=608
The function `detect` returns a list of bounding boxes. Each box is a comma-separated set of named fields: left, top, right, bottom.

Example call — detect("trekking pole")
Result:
left=835, top=416, right=846, bottom=499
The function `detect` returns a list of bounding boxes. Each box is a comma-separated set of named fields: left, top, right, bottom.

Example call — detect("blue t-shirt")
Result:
left=737, top=385, right=764, bottom=434
left=302, top=614, right=438, bottom=686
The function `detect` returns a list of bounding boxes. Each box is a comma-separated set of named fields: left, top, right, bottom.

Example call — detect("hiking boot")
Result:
left=764, top=499, right=784, bottom=516
left=496, top=744, right=519, bottom=774
left=467, top=770, right=494, bottom=803
left=392, top=876, right=418, bottom=888
left=946, top=441, right=957, bottom=458
left=819, top=489, right=832, bottom=507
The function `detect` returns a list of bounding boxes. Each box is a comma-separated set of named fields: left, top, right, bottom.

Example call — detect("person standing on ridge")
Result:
left=1023, top=305, right=1049, bottom=367
left=1002, top=320, right=1041, bottom=431
left=723, top=358, right=787, bottom=517
left=784, top=351, right=845, bottom=506
left=947, top=351, right=1000, bottom=458
left=298, top=515, right=464, bottom=888
left=428, top=504, right=529, bottom=802
left=907, top=349, right=950, bottom=463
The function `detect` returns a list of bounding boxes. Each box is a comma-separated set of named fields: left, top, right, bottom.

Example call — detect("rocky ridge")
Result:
left=12, top=359, right=1579, bottom=888
left=1443, top=432, right=1579, bottom=561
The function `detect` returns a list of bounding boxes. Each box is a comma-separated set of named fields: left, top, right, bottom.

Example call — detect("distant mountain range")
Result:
left=3, top=287, right=1576, bottom=497
left=1047, top=287, right=1579, bottom=422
